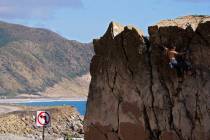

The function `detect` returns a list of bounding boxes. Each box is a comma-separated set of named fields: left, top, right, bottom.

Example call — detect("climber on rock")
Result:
left=162, top=45, right=192, bottom=82
left=163, top=46, right=183, bottom=67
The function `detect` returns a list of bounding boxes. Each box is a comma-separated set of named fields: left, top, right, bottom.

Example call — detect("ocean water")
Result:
left=17, top=101, right=87, bottom=115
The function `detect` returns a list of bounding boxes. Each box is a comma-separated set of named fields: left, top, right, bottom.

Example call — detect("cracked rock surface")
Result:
left=84, top=15, right=210, bottom=140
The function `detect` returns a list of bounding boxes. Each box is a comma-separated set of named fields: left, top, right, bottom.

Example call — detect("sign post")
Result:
left=36, top=111, right=51, bottom=140
left=42, top=126, right=45, bottom=140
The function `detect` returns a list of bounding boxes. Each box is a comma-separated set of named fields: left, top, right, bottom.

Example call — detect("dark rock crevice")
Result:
left=158, top=73, right=175, bottom=129
left=143, top=104, right=157, bottom=140
left=194, top=91, right=202, bottom=124
left=120, top=35, right=134, bottom=78
left=147, top=44, right=160, bottom=130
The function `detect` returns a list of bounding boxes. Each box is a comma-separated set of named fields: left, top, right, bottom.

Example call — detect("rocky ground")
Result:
left=0, top=105, right=84, bottom=140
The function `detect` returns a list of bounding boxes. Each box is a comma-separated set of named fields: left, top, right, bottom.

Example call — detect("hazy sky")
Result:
left=0, top=0, right=209, bottom=42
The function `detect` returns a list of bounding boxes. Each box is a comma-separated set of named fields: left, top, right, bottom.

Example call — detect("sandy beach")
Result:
left=0, top=97, right=87, bottom=104
left=0, top=105, right=23, bottom=114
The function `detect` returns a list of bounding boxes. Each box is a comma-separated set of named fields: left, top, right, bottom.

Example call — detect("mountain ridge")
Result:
left=0, top=21, right=94, bottom=98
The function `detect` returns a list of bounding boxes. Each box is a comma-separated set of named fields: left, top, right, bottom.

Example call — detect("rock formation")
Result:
left=84, top=15, right=210, bottom=140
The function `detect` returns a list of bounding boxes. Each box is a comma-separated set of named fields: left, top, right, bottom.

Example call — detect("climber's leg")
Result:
left=174, top=61, right=184, bottom=82
left=169, top=59, right=184, bottom=82
left=176, top=67, right=184, bottom=82
left=169, top=59, right=178, bottom=68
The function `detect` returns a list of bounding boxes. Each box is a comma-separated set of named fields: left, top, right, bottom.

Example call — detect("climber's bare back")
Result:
left=163, top=46, right=178, bottom=60
left=167, top=50, right=178, bottom=60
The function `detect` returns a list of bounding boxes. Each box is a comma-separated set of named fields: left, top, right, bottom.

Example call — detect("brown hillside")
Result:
left=0, top=21, right=94, bottom=97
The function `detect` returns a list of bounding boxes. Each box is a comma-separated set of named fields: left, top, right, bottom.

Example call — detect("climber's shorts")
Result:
left=169, top=59, right=178, bottom=69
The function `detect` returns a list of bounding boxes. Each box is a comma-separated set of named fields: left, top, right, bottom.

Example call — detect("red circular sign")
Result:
left=37, top=111, right=50, bottom=126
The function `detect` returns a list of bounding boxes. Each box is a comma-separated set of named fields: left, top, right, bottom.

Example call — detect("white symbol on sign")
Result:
left=36, top=111, right=51, bottom=127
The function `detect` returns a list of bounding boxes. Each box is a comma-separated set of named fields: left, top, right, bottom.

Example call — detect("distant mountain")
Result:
left=0, top=21, right=94, bottom=98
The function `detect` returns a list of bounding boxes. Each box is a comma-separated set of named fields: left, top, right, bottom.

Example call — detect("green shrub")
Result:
left=65, top=132, right=73, bottom=140
left=67, top=72, right=78, bottom=79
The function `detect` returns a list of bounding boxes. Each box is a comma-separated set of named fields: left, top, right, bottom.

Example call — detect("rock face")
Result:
left=84, top=15, right=210, bottom=140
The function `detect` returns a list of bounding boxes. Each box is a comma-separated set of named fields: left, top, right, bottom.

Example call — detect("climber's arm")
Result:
left=177, top=52, right=186, bottom=55
left=161, top=46, right=168, bottom=51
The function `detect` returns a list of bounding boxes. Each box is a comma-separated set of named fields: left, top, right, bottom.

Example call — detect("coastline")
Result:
left=0, top=97, right=87, bottom=104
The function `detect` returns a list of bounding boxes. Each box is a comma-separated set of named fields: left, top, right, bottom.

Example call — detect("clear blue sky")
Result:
left=0, top=0, right=210, bottom=43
